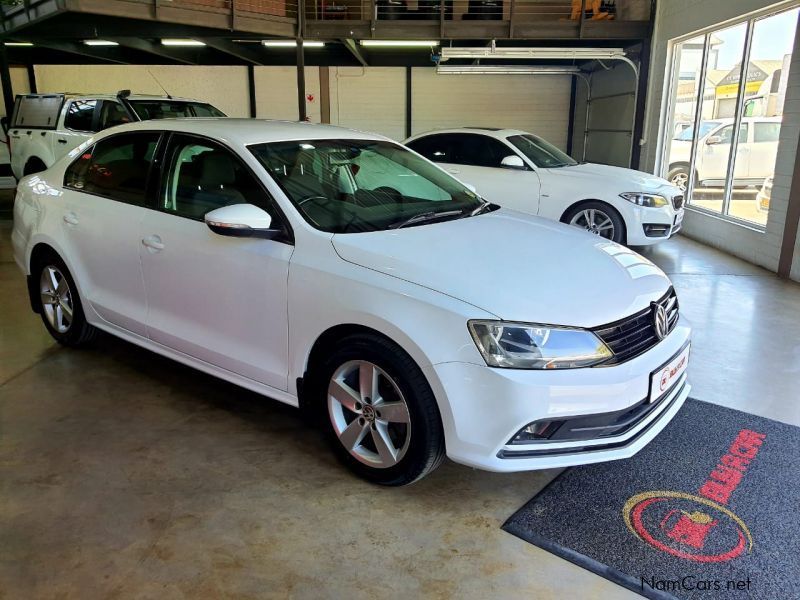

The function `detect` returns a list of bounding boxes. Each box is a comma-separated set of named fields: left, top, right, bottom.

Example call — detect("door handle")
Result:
left=142, top=234, right=165, bottom=252
left=63, top=211, right=79, bottom=226
left=57, top=139, right=68, bottom=144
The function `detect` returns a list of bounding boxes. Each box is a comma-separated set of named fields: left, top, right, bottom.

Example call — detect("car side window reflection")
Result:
left=161, top=136, right=267, bottom=221
left=63, top=132, right=159, bottom=206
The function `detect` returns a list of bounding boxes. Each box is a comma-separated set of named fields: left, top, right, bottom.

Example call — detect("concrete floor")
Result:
left=1, top=215, right=799, bottom=599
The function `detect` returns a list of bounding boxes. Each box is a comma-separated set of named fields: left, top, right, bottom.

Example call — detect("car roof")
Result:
left=407, top=127, right=527, bottom=141
left=98, top=118, right=390, bottom=145
left=66, top=94, right=207, bottom=102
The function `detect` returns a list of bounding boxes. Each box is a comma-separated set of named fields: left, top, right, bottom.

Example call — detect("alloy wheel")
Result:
left=328, top=360, right=411, bottom=469
left=569, top=208, right=616, bottom=240
left=671, top=172, right=689, bottom=192
left=39, top=265, right=73, bottom=333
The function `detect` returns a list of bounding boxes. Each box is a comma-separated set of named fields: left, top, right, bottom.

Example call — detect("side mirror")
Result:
left=205, top=204, right=280, bottom=239
left=706, top=135, right=723, bottom=146
left=500, top=155, right=527, bottom=170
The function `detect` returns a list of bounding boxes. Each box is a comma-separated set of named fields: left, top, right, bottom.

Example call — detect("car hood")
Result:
left=331, top=210, right=671, bottom=327
left=543, top=162, right=678, bottom=194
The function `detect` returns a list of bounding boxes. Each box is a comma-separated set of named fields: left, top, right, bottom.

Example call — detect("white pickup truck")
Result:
left=6, top=91, right=225, bottom=179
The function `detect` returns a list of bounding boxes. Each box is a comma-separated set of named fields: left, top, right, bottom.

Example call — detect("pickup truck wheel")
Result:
left=23, top=158, right=47, bottom=176
left=667, top=165, right=690, bottom=192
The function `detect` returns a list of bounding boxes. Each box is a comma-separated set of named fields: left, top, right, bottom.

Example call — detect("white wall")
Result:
left=254, top=65, right=321, bottom=122
left=642, top=0, right=800, bottom=279
left=329, top=67, right=406, bottom=141
left=34, top=65, right=250, bottom=117
left=410, top=68, right=571, bottom=150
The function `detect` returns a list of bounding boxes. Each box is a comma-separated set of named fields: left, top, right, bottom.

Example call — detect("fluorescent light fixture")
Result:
left=440, top=46, right=626, bottom=61
left=360, top=40, right=439, bottom=47
left=83, top=40, right=119, bottom=46
left=437, top=65, right=581, bottom=75
left=161, top=39, right=206, bottom=47
left=4, top=42, right=33, bottom=47
left=262, top=40, right=325, bottom=48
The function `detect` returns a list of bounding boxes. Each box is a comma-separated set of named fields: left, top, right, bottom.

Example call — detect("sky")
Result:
left=715, top=8, right=798, bottom=69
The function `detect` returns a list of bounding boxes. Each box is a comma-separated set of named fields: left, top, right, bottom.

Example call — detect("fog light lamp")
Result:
left=511, top=420, right=564, bottom=444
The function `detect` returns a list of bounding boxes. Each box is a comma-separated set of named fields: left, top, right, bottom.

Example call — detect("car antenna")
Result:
left=147, top=69, right=173, bottom=99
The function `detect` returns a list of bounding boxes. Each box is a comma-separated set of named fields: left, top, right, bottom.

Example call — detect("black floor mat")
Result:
left=503, top=399, right=800, bottom=600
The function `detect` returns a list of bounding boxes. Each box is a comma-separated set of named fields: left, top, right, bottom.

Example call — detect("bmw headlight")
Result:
left=620, top=192, right=669, bottom=208
left=468, top=321, right=613, bottom=369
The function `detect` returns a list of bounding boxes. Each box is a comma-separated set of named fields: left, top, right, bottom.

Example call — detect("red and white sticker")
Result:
left=650, top=344, right=690, bottom=403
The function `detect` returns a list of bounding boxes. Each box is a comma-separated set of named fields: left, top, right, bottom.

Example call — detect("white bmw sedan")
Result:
left=12, top=119, right=691, bottom=485
left=405, top=128, right=685, bottom=246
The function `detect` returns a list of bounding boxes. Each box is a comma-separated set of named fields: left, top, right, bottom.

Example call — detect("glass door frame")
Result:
left=657, top=1, right=800, bottom=230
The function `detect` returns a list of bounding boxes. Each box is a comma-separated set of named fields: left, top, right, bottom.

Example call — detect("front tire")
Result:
left=563, top=201, right=626, bottom=244
left=34, top=253, right=97, bottom=346
left=315, top=333, right=445, bottom=486
left=666, top=165, right=690, bottom=192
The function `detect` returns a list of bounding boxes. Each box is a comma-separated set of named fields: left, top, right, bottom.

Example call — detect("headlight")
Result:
left=620, top=192, right=669, bottom=208
left=468, top=321, right=613, bottom=369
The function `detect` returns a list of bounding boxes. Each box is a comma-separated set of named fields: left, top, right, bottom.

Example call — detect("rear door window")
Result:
left=406, top=134, right=455, bottom=163
left=447, top=133, right=511, bottom=168
left=754, top=122, right=781, bottom=143
left=64, top=131, right=160, bottom=205
left=64, top=100, right=98, bottom=132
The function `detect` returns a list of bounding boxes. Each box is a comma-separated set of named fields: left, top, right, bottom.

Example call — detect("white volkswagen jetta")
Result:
left=12, top=119, right=691, bottom=485
left=405, top=127, right=685, bottom=245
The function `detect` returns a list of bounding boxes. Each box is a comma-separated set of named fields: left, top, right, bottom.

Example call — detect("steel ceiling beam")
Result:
left=200, top=38, right=266, bottom=65
left=108, top=37, right=198, bottom=65
left=341, top=39, right=368, bottom=67
left=27, top=39, right=129, bottom=64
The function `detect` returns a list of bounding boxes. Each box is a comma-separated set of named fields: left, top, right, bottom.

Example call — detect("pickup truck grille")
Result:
left=593, top=288, right=679, bottom=365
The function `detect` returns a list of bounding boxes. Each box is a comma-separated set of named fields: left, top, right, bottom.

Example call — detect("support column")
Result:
left=405, top=66, right=412, bottom=139
left=0, top=45, right=14, bottom=118
left=296, top=0, right=307, bottom=121
left=247, top=64, right=256, bottom=118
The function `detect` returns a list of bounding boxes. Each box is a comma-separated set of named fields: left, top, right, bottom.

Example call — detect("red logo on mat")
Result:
left=622, top=429, right=765, bottom=562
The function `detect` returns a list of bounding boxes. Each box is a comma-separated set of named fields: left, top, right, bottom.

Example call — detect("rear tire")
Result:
left=313, top=333, right=445, bottom=486
left=33, top=252, right=97, bottom=347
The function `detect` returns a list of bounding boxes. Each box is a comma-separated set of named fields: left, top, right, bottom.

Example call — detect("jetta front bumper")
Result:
left=424, top=319, right=691, bottom=472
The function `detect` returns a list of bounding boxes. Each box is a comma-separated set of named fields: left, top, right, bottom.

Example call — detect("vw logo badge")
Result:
left=653, top=302, right=669, bottom=340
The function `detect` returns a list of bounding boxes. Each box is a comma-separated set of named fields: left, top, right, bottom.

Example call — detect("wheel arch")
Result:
left=297, top=323, right=436, bottom=412
left=559, top=198, right=628, bottom=244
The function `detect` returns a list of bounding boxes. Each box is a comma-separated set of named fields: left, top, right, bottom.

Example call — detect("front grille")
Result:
left=593, top=288, right=679, bottom=365
left=672, top=195, right=684, bottom=210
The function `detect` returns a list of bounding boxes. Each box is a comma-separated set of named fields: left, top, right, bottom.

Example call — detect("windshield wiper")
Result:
left=469, top=201, right=493, bottom=217
left=389, top=210, right=463, bottom=229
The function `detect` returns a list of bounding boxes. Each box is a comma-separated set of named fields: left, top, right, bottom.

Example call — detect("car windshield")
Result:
left=506, top=134, right=577, bottom=168
left=674, top=121, right=721, bottom=141
left=250, top=139, right=488, bottom=233
left=128, top=100, right=226, bottom=120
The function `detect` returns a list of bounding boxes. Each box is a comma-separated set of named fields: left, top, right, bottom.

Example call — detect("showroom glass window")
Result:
left=661, top=6, right=798, bottom=226
left=160, top=136, right=269, bottom=221
left=64, top=100, right=97, bottom=132
left=64, top=132, right=160, bottom=205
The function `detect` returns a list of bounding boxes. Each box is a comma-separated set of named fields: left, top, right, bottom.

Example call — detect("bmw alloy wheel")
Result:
left=671, top=172, right=689, bottom=192
left=569, top=208, right=616, bottom=240
left=39, top=265, right=73, bottom=333
left=328, top=360, right=411, bottom=468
